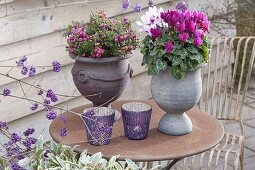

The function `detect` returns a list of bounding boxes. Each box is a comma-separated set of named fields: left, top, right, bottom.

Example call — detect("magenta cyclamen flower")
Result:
left=134, top=3, right=142, bottom=12
left=195, top=29, right=204, bottom=37
left=179, top=33, right=189, bottom=42
left=194, top=37, right=203, bottom=46
left=122, top=0, right=130, bottom=9
left=165, top=41, right=174, bottom=53
left=150, top=28, right=162, bottom=38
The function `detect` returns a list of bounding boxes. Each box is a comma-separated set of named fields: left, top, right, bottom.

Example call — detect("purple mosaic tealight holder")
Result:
left=82, top=107, right=115, bottom=146
left=121, top=102, right=152, bottom=140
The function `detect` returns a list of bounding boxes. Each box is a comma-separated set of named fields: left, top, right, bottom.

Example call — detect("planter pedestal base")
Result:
left=158, top=112, right=192, bottom=136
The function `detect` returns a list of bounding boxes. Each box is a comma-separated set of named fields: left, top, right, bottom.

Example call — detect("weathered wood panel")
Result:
left=0, top=1, right=171, bottom=86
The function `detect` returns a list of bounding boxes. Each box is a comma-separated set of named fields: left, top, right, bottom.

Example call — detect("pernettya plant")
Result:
left=138, top=2, right=211, bottom=80
left=6, top=136, right=159, bottom=170
left=63, top=10, right=139, bottom=58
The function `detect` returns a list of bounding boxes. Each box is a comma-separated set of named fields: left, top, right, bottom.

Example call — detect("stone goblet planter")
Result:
left=71, top=55, right=133, bottom=107
left=82, top=107, right=115, bottom=146
left=151, top=68, right=202, bottom=136
left=121, top=102, right=152, bottom=140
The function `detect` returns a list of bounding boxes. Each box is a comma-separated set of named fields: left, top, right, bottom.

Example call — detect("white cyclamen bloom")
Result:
left=136, top=6, right=166, bottom=34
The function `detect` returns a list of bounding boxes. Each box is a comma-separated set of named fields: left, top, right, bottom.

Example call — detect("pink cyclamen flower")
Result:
left=194, top=37, right=203, bottom=46
left=195, top=29, right=204, bottom=37
left=185, top=21, right=195, bottom=33
left=165, top=41, right=174, bottom=53
left=179, top=33, right=189, bottom=42
left=176, top=22, right=186, bottom=33
left=150, top=28, right=162, bottom=38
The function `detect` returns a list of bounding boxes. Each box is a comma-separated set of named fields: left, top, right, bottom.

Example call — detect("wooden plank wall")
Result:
left=0, top=0, right=173, bottom=141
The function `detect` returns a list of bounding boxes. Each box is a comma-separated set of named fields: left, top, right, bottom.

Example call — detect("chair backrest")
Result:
left=198, top=37, right=255, bottom=123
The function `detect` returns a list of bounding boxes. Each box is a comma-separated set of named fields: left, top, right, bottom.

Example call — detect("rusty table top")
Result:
left=49, top=100, right=224, bottom=161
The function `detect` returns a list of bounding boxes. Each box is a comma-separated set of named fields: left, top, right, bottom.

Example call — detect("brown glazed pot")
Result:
left=70, top=54, right=133, bottom=107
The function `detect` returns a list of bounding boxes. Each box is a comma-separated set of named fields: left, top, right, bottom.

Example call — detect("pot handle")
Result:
left=77, top=70, right=90, bottom=83
left=128, top=64, right=133, bottom=78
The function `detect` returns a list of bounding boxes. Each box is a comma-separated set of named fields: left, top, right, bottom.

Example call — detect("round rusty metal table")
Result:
left=49, top=100, right=224, bottom=169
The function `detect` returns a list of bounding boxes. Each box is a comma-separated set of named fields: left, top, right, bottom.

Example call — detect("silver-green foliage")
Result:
left=14, top=136, right=159, bottom=170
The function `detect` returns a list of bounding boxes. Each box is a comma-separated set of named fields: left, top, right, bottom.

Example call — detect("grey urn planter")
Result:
left=70, top=54, right=133, bottom=108
left=151, top=68, right=202, bottom=136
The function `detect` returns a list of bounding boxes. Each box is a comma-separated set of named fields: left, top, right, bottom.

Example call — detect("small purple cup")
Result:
left=82, top=107, right=115, bottom=146
left=121, top=102, right=152, bottom=140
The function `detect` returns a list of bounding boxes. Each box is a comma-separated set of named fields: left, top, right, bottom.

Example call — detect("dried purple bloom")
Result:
left=22, top=140, right=32, bottom=149
left=17, top=155, right=25, bottom=160
left=27, top=137, right=37, bottom=144
left=30, top=103, right=39, bottom=111
left=0, top=121, right=8, bottom=131
left=11, top=133, right=21, bottom=143
left=122, top=0, right=130, bottom=9
left=58, top=115, right=67, bottom=123
left=16, top=56, right=27, bottom=67
left=2, top=88, right=11, bottom=96
left=46, top=111, right=57, bottom=120
left=60, top=128, right=67, bottom=137
left=148, top=0, right=154, bottom=6
left=176, top=1, right=189, bottom=12
left=46, top=89, right=58, bottom=103
left=134, top=3, right=142, bottom=12
left=38, top=89, right=44, bottom=95
left=44, top=105, right=52, bottom=111
left=21, top=66, right=28, bottom=75
left=28, top=66, right=36, bottom=77
left=44, top=99, right=51, bottom=105
left=11, top=162, right=25, bottom=170
left=52, top=61, right=61, bottom=72
left=23, top=128, right=35, bottom=136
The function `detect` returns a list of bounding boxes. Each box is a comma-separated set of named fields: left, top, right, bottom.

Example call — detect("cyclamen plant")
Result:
left=138, top=2, right=211, bottom=80
left=64, top=10, right=139, bottom=58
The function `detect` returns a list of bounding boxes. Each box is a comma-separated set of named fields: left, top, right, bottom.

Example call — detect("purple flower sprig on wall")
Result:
left=176, top=1, right=189, bottom=12
left=2, top=88, right=11, bottom=96
left=134, top=3, right=142, bottom=12
left=52, top=61, right=61, bottom=72
left=148, top=0, right=154, bottom=6
left=122, top=0, right=130, bottom=9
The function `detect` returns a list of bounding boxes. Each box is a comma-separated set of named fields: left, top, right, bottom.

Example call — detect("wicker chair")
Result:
left=139, top=37, right=255, bottom=170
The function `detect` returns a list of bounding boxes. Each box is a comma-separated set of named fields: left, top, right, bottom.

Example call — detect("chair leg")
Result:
left=239, top=143, right=244, bottom=170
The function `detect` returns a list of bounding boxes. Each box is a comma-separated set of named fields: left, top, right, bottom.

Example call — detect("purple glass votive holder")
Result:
left=82, top=107, right=115, bottom=146
left=121, top=102, right=152, bottom=140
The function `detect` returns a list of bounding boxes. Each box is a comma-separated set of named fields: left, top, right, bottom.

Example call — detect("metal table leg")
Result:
left=162, top=159, right=181, bottom=170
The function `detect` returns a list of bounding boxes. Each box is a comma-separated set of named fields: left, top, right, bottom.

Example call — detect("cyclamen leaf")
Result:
left=172, top=57, right=183, bottom=66
left=187, top=46, right=199, bottom=54
left=172, top=66, right=185, bottom=80
left=180, top=62, right=188, bottom=71
left=190, top=53, right=203, bottom=63
left=148, top=65, right=158, bottom=75
left=156, top=60, right=168, bottom=71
